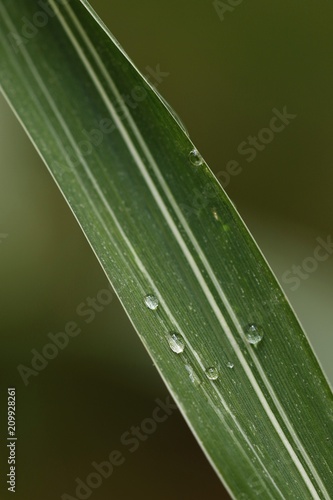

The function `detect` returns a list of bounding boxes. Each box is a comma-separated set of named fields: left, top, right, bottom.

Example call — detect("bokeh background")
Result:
left=1, top=1, right=333, bottom=499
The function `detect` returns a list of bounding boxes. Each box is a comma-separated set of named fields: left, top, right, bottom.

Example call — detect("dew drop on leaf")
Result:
left=245, top=323, right=264, bottom=345
left=205, top=367, right=219, bottom=380
left=189, top=149, right=203, bottom=167
left=144, top=294, right=159, bottom=310
left=168, top=333, right=185, bottom=354
left=185, top=364, right=201, bottom=386
left=212, top=208, right=220, bottom=221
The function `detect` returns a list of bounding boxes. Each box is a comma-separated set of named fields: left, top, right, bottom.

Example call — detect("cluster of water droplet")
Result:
left=144, top=295, right=265, bottom=383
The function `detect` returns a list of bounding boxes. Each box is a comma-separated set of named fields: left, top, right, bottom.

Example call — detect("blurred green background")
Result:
left=1, top=1, right=333, bottom=499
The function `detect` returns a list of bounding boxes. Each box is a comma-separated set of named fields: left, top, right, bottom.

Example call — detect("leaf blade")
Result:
left=0, top=1, right=332, bottom=498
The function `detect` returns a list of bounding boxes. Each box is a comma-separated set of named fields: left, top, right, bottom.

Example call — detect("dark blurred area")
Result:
left=1, top=1, right=332, bottom=499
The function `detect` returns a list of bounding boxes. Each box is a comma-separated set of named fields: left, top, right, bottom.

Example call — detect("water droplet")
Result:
left=245, top=323, right=264, bottom=345
left=168, top=333, right=185, bottom=354
left=212, top=208, right=219, bottom=221
left=185, top=364, right=201, bottom=385
left=227, top=362, right=234, bottom=369
left=189, top=149, right=203, bottom=167
left=144, top=294, right=159, bottom=310
left=205, top=367, right=219, bottom=380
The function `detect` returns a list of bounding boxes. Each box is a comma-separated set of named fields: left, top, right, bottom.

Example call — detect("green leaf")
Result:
left=1, top=1, right=332, bottom=498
